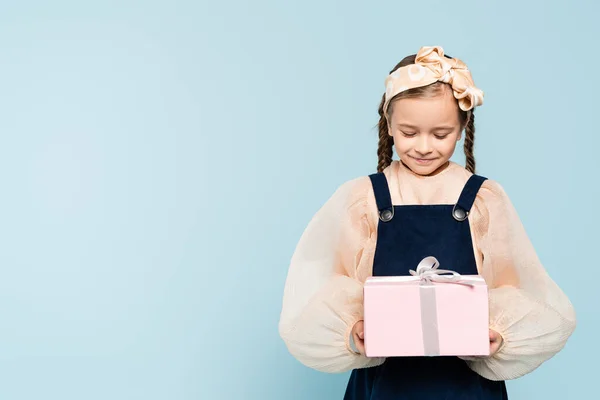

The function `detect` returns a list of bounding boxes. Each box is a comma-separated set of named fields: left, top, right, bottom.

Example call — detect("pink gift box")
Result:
left=363, top=270, right=490, bottom=358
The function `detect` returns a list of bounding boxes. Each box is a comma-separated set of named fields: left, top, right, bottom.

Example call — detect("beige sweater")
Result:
left=278, top=160, right=576, bottom=381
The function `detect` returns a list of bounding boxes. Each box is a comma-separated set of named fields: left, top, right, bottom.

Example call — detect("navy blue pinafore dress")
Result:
left=343, top=171, right=508, bottom=400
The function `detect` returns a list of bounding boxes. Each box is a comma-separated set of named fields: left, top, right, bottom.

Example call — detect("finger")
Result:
left=489, top=339, right=503, bottom=355
left=352, top=331, right=362, bottom=345
left=490, top=329, right=502, bottom=342
left=353, top=331, right=365, bottom=355
left=356, top=339, right=365, bottom=355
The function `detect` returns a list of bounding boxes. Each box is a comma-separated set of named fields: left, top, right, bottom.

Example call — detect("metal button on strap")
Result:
left=379, top=208, right=394, bottom=222
left=452, top=205, right=468, bottom=221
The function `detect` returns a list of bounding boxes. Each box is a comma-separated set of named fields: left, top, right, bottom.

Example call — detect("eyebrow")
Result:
left=396, top=123, right=455, bottom=131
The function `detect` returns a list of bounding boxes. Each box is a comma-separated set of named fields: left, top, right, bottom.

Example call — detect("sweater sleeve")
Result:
left=278, top=177, right=385, bottom=373
left=465, top=180, right=577, bottom=380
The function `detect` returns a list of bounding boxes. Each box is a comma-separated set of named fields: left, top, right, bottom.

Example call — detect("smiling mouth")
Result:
left=410, top=155, right=437, bottom=162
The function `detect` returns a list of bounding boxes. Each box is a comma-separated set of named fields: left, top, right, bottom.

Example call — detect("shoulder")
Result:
left=319, top=174, right=380, bottom=229
left=471, top=176, right=516, bottom=231
left=329, top=174, right=376, bottom=211
left=478, top=177, right=509, bottom=197
left=476, top=177, right=512, bottom=207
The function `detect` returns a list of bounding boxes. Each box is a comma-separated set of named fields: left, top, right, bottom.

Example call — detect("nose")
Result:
left=414, top=135, right=433, bottom=155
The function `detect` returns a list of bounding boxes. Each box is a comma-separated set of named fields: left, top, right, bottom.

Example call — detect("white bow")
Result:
left=409, top=256, right=472, bottom=285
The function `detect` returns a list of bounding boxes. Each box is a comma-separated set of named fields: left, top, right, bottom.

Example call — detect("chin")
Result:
left=411, top=165, right=437, bottom=176
left=404, top=158, right=446, bottom=176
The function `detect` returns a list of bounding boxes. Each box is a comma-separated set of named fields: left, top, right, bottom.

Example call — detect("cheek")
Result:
left=437, top=137, right=459, bottom=154
left=391, top=135, right=412, bottom=153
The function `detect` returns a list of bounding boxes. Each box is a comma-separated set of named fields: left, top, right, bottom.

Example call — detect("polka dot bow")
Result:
left=383, top=46, right=484, bottom=117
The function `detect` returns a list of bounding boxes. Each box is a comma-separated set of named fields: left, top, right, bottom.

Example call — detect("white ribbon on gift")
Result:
left=408, top=256, right=480, bottom=356
left=409, top=256, right=477, bottom=286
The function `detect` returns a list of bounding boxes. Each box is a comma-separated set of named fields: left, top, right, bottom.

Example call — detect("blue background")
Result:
left=0, top=1, right=595, bottom=399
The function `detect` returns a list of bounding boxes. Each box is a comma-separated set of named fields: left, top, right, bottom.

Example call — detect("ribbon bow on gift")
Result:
left=406, top=256, right=483, bottom=356
left=409, top=256, right=475, bottom=285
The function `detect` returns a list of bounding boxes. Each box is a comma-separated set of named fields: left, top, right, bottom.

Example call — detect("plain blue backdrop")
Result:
left=0, top=1, right=596, bottom=399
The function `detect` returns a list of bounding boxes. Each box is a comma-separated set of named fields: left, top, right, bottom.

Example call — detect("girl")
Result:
left=278, top=46, right=576, bottom=399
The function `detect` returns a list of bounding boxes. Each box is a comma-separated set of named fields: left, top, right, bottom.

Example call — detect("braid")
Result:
left=377, top=94, right=394, bottom=172
left=464, top=111, right=476, bottom=174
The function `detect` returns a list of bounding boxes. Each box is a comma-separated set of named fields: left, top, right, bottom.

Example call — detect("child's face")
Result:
left=388, top=89, right=463, bottom=176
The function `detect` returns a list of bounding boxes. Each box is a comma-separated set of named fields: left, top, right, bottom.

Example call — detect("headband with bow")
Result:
left=383, top=46, right=484, bottom=118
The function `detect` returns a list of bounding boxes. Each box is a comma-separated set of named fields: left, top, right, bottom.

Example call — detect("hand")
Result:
left=489, top=329, right=503, bottom=356
left=351, top=320, right=365, bottom=355
left=458, top=329, right=503, bottom=361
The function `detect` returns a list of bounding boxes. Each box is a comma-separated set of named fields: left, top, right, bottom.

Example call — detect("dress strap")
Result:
left=368, top=173, right=394, bottom=222
left=453, top=174, right=488, bottom=221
